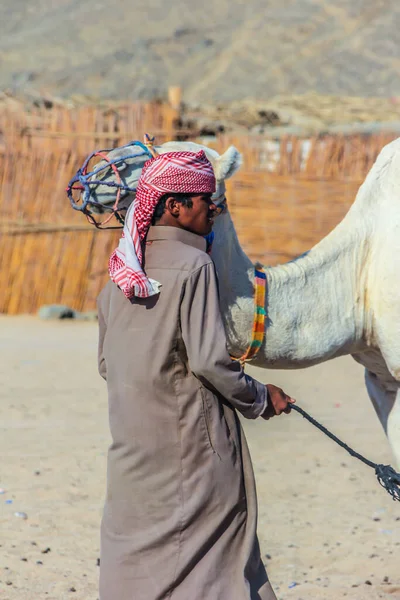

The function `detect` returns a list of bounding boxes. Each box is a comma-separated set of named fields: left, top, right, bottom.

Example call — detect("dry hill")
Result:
left=1, top=0, right=400, bottom=104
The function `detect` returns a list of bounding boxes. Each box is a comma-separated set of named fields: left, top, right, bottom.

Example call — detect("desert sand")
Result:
left=0, top=316, right=399, bottom=600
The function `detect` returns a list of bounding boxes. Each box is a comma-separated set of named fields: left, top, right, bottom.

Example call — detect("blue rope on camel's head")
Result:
left=66, top=140, right=154, bottom=229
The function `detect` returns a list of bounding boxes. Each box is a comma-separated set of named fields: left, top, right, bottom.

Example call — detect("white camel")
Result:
left=82, top=138, right=400, bottom=468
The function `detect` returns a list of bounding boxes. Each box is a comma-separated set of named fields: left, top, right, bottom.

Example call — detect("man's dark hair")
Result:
left=152, top=193, right=194, bottom=225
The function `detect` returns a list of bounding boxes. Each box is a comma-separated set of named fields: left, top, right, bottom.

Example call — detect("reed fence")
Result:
left=212, top=132, right=397, bottom=176
left=0, top=101, right=181, bottom=154
left=216, top=132, right=397, bottom=263
left=0, top=101, right=398, bottom=314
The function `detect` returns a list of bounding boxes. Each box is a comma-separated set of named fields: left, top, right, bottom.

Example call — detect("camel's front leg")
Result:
left=365, top=370, right=400, bottom=469
left=387, top=389, right=400, bottom=470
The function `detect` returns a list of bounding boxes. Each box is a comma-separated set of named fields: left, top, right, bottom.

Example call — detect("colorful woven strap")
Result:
left=144, top=133, right=158, bottom=158
left=234, top=265, right=267, bottom=365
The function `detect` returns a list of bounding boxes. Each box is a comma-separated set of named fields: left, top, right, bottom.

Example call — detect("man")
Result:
left=97, top=150, right=295, bottom=600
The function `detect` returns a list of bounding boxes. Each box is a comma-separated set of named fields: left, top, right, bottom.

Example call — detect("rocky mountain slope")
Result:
left=1, top=0, right=400, bottom=103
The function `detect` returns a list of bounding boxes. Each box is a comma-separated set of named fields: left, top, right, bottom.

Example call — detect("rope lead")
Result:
left=291, top=404, right=400, bottom=502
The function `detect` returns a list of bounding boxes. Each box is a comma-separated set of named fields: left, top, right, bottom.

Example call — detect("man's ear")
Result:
left=164, top=196, right=180, bottom=217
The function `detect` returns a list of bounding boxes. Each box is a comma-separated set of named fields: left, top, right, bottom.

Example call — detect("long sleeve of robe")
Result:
left=180, top=262, right=267, bottom=419
left=97, top=225, right=276, bottom=600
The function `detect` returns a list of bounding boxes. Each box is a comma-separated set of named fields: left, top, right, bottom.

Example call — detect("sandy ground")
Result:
left=0, top=316, right=399, bottom=600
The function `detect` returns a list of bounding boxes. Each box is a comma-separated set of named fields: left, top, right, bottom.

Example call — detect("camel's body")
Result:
left=87, top=138, right=400, bottom=467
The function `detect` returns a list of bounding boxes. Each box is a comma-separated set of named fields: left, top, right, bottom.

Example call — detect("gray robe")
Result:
left=97, top=225, right=276, bottom=600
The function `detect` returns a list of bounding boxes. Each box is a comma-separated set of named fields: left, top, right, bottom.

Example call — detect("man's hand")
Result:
left=261, top=384, right=296, bottom=420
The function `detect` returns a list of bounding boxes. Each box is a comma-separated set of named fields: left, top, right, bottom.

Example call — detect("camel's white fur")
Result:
left=88, top=139, right=400, bottom=467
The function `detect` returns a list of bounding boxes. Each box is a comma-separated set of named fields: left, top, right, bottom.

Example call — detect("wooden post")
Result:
left=164, top=86, right=182, bottom=140
left=168, top=86, right=182, bottom=111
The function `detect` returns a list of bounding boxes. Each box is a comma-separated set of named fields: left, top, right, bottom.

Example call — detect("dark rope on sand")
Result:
left=291, top=404, right=400, bottom=502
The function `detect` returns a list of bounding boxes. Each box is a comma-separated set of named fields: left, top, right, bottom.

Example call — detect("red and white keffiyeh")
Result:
left=108, top=150, right=216, bottom=298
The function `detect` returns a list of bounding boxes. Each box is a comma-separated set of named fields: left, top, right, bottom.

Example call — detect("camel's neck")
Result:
left=212, top=209, right=368, bottom=368
left=262, top=230, right=366, bottom=368
left=211, top=212, right=255, bottom=353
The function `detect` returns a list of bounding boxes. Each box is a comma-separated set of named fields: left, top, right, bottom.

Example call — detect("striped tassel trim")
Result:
left=233, top=265, right=267, bottom=365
